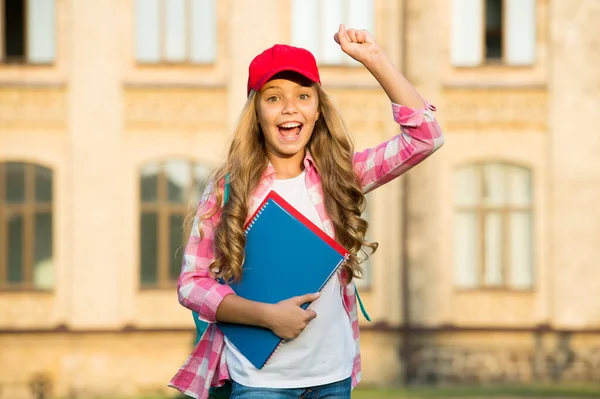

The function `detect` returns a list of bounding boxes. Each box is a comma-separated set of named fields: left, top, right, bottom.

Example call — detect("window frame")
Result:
left=453, top=162, right=535, bottom=291
left=138, top=159, right=212, bottom=289
left=0, top=162, right=54, bottom=291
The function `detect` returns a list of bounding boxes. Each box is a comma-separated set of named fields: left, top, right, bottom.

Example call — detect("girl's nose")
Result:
left=282, top=98, right=298, bottom=114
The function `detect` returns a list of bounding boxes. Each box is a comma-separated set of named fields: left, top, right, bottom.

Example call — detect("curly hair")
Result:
left=199, top=84, right=378, bottom=284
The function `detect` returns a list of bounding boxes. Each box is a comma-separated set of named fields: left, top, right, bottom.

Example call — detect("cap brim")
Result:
left=251, top=66, right=320, bottom=93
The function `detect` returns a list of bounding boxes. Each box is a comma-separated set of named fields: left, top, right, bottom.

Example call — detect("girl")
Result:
left=170, top=25, right=444, bottom=399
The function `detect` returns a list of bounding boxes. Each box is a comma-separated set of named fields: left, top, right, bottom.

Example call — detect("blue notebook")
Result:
left=216, top=190, right=349, bottom=369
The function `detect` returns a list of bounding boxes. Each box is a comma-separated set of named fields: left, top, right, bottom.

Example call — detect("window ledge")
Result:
left=452, top=62, right=536, bottom=70
left=454, top=287, right=535, bottom=293
left=442, top=82, right=547, bottom=90
left=0, top=288, right=54, bottom=293
left=138, top=285, right=177, bottom=292
left=0, top=63, right=55, bottom=69
left=0, top=81, right=66, bottom=88
left=123, top=81, right=227, bottom=90
left=134, top=62, right=216, bottom=68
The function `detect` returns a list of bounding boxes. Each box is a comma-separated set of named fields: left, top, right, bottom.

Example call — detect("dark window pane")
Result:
left=34, top=213, right=53, bottom=289
left=6, top=162, right=25, bottom=203
left=165, top=160, right=190, bottom=204
left=4, top=0, right=25, bottom=61
left=7, top=214, right=24, bottom=283
left=170, top=214, right=185, bottom=282
left=35, top=166, right=53, bottom=202
left=140, top=164, right=159, bottom=202
left=140, top=213, right=158, bottom=285
left=485, top=0, right=503, bottom=60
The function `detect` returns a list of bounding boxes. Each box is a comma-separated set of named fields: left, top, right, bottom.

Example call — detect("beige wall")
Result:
left=548, top=0, right=600, bottom=328
left=1, top=0, right=600, bottom=397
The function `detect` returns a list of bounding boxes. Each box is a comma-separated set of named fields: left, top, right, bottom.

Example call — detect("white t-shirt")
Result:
left=224, top=171, right=355, bottom=388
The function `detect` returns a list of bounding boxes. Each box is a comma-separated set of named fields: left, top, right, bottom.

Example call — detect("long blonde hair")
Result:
left=201, top=84, right=378, bottom=284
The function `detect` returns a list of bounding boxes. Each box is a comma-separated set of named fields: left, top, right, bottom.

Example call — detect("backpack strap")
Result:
left=223, top=173, right=230, bottom=204
left=355, top=287, right=371, bottom=322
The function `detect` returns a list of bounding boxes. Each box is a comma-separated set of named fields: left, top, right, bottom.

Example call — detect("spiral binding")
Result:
left=244, top=202, right=269, bottom=235
left=261, top=253, right=350, bottom=368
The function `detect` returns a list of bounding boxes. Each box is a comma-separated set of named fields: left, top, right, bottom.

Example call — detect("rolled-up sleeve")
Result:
left=353, top=101, right=445, bottom=193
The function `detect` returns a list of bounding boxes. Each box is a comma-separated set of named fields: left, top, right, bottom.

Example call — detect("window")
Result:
left=0, top=162, right=54, bottom=290
left=355, top=194, right=373, bottom=289
left=291, top=0, right=374, bottom=65
left=0, top=0, right=56, bottom=64
left=451, top=0, right=536, bottom=66
left=139, top=160, right=211, bottom=288
left=485, top=0, right=502, bottom=60
left=453, top=163, right=533, bottom=289
left=135, top=0, right=216, bottom=64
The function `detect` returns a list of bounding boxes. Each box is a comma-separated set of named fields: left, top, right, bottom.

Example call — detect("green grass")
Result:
left=351, top=384, right=600, bottom=398
left=95, top=384, right=600, bottom=399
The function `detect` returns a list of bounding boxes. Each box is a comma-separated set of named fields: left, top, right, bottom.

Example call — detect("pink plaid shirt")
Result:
left=169, top=101, right=444, bottom=399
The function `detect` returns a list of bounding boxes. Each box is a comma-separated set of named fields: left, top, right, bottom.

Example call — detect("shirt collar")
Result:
left=262, top=150, right=318, bottom=180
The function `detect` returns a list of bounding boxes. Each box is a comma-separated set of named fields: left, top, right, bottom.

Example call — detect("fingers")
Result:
left=356, top=30, right=367, bottom=43
left=305, top=309, right=317, bottom=321
left=294, top=292, right=321, bottom=305
left=335, top=26, right=370, bottom=44
left=347, top=28, right=358, bottom=42
left=335, top=24, right=350, bottom=47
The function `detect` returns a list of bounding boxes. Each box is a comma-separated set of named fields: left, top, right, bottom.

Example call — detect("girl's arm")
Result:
left=216, top=292, right=320, bottom=340
left=334, top=24, right=424, bottom=108
left=177, top=191, right=236, bottom=322
left=334, top=25, right=444, bottom=192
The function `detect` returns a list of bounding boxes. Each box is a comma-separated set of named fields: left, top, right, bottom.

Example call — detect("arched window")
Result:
left=454, top=162, right=533, bottom=289
left=139, top=160, right=211, bottom=288
left=0, top=162, right=53, bottom=289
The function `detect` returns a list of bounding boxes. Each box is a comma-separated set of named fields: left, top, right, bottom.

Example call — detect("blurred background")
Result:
left=1, top=0, right=599, bottom=398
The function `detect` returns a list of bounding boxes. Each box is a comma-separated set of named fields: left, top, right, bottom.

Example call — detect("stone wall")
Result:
left=408, top=332, right=600, bottom=384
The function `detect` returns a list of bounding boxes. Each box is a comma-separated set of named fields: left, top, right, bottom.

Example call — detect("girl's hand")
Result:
left=333, top=24, right=382, bottom=65
left=265, top=293, right=320, bottom=340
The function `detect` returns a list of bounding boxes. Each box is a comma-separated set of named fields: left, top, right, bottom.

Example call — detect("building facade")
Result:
left=1, top=0, right=599, bottom=398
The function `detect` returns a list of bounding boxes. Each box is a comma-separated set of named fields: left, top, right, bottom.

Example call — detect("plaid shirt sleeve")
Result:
left=353, top=102, right=444, bottom=193
left=177, top=183, right=235, bottom=323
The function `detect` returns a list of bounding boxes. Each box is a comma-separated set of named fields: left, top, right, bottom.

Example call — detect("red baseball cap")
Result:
left=247, top=44, right=321, bottom=95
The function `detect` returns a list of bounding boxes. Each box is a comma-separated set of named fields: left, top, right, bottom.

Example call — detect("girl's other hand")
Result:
left=333, top=24, right=382, bottom=65
left=265, top=293, right=320, bottom=340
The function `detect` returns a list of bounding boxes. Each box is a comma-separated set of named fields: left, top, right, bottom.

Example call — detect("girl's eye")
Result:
left=266, top=96, right=279, bottom=102
left=298, top=93, right=309, bottom=100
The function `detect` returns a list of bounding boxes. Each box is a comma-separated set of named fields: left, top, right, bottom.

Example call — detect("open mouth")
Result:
left=277, top=122, right=303, bottom=141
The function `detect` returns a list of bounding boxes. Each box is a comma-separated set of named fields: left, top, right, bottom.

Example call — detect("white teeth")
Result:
left=279, top=122, right=301, bottom=128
